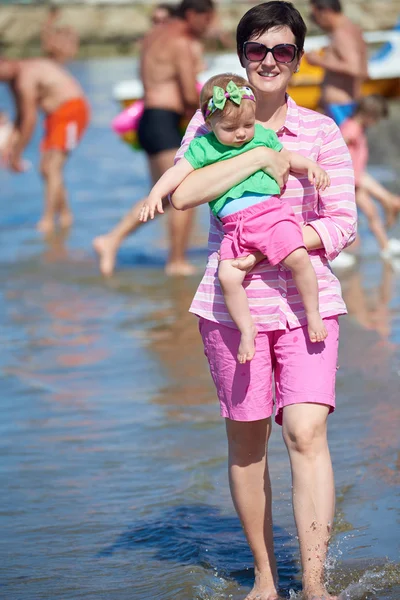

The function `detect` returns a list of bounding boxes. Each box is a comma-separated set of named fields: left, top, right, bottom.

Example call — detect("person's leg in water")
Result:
left=282, top=403, right=337, bottom=600
left=226, top=418, right=279, bottom=600
left=218, top=259, right=258, bottom=363
left=355, top=186, right=392, bottom=254
left=281, top=248, right=327, bottom=343
left=93, top=149, right=195, bottom=276
left=360, top=171, right=400, bottom=229
left=38, top=149, right=71, bottom=233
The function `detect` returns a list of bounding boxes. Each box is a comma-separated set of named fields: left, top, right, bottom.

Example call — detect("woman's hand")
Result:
left=260, top=148, right=290, bottom=190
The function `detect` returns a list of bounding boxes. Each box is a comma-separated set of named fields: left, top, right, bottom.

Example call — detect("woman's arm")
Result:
left=307, top=120, right=357, bottom=260
left=171, top=146, right=290, bottom=210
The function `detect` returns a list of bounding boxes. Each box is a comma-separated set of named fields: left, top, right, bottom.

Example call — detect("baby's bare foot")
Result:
left=307, top=312, right=328, bottom=343
left=237, top=326, right=258, bottom=363
left=37, top=217, right=55, bottom=234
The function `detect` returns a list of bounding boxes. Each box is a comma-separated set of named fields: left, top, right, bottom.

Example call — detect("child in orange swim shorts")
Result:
left=41, top=98, right=89, bottom=154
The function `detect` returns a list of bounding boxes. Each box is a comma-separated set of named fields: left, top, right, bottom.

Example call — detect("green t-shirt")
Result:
left=184, top=124, right=283, bottom=216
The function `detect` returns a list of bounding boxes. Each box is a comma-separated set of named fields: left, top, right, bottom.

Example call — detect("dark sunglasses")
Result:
left=243, top=42, right=298, bottom=64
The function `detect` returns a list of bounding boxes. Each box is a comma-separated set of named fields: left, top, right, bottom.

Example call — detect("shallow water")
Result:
left=0, top=58, right=399, bottom=600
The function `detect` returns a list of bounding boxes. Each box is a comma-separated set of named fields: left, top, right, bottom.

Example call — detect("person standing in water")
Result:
left=93, top=0, right=215, bottom=277
left=0, top=57, right=90, bottom=233
left=169, top=2, right=356, bottom=598
left=306, top=0, right=368, bottom=126
left=340, top=95, right=400, bottom=259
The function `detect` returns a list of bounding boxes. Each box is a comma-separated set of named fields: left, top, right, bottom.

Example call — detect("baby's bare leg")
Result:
left=218, top=259, right=258, bottom=363
left=281, top=248, right=327, bottom=343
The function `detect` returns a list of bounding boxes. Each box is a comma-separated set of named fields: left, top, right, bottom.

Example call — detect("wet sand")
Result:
left=0, top=58, right=399, bottom=599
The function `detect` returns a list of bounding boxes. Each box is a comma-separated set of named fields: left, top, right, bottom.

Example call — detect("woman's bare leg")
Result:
left=282, top=404, right=337, bottom=600
left=226, top=418, right=279, bottom=600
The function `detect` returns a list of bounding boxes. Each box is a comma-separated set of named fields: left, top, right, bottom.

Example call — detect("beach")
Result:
left=0, top=57, right=399, bottom=599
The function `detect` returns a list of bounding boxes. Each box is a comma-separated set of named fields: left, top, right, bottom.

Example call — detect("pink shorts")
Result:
left=199, top=316, right=339, bottom=425
left=219, top=197, right=305, bottom=266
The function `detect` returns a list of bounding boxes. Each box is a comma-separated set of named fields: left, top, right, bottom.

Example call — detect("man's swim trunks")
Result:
left=138, top=108, right=182, bottom=155
left=325, top=102, right=357, bottom=126
left=41, top=98, right=90, bottom=153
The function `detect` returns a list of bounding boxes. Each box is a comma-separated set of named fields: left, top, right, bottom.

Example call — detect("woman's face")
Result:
left=241, top=26, right=302, bottom=97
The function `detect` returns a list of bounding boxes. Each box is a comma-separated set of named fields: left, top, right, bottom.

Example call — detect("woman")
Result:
left=170, top=2, right=356, bottom=600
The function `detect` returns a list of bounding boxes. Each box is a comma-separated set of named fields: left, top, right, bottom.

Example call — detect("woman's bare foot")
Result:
left=59, top=211, right=73, bottom=229
left=164, top=260, right=196, bottom=277
left=37, top=217, right=55, bottom=234
left=303, top=585, right=337, bottom=600
left=92, top=235, right=119, bottom=277
left=244, top=570, right=280, bottom=600
left=307, top=312, right=328, bottom=343
left=238, top=326, right=258, bottom=363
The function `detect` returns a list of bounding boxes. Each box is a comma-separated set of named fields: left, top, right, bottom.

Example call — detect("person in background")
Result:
left=150, top=3, right=176, bottom=26
left=41, top=5, right=80, bottom=64
left=340, top=95, right=400, bottom=260
left=93, top=0, right=215, bottom=277
left=0, top=57, right=90, bottom=233
left=306, top=0, right=367, bottom=126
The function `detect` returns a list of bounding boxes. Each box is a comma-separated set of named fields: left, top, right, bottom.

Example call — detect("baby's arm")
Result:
left=281, top=148, right=330, bottom=190
left=139, top=158, right=194, bottom=222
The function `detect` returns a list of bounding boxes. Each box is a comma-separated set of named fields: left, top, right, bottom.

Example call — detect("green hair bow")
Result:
left=212, top=80, right=243, bottom=110
left=205, top=80, right=256, bottom=119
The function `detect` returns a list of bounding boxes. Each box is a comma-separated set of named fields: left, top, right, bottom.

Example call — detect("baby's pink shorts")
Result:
left=199, top=316, right=339, bottom=425
left=219, top=197, right=305, bottom=265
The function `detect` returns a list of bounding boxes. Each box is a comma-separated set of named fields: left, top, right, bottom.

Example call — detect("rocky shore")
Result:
left=1, top=0, right=400, bottom=58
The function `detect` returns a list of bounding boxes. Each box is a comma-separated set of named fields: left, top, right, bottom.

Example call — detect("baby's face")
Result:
left=210, top=101, right=256, bottom=148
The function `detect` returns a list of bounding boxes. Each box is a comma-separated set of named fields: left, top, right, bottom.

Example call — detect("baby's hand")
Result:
left=308, top=165, right=330, bottom=191
left=139, top=195, right=164, bottom=222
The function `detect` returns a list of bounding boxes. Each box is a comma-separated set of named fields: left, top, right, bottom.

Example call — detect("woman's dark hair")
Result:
left=236, top=1, right=307, bottom=60
left=310, top=0, right=342, bottom=13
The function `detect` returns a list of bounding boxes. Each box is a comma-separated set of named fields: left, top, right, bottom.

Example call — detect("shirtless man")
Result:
left=93, top=0, right=214, bottom=277
left=0, top=57, right=90, bottom=232
left=307, top=0, right=368, bottom=126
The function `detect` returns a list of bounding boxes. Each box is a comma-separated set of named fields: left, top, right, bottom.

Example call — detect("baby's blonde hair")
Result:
left=200, top=72, right=256, bottom=121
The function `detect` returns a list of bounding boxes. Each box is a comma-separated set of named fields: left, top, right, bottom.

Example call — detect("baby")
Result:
left=140, top=73, right=330, bottom=363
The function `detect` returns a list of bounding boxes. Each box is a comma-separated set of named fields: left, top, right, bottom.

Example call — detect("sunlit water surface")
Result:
left=0, top=58, right=399, bottom=599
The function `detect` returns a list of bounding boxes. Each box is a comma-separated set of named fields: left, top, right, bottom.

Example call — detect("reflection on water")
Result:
left=0, top=58, right=399, bottom=599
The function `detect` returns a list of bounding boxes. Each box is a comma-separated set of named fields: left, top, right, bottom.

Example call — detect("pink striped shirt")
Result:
left=175, top=96, right=357, bottom=331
